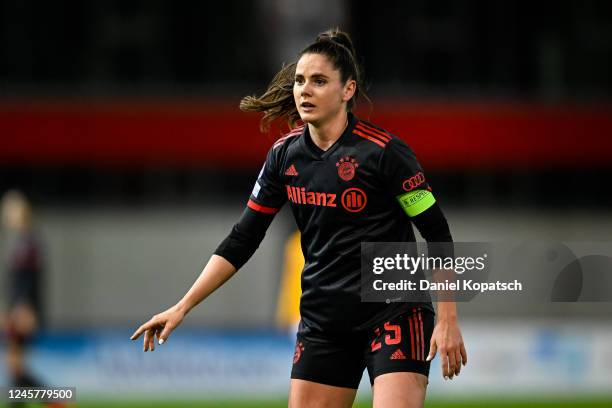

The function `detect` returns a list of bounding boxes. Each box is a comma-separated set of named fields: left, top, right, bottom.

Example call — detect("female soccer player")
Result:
left=131, top=28, right=467, bottom=408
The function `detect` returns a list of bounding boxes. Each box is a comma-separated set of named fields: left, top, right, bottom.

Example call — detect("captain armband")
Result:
left=396, top=189, right=436, bottom=217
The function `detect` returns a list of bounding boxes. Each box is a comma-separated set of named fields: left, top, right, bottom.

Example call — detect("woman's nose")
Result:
left=301, top=82, right=312, bottom=96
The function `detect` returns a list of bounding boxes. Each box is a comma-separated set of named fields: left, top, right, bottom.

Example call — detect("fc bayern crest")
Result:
left=336, top=156, right=359, bottom=181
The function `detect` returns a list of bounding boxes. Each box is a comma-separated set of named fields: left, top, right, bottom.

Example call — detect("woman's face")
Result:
left=293, top=53, right=355, bottom=127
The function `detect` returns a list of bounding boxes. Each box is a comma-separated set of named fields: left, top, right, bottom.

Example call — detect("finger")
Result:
left=158, top=322, right=175, bottom=345
left=131, top=321, right=152, bottom=340
left=145, top=327, right=157, bottom=352
left=460, top=343, right=468, bottom=366
left=447, top=348, right=457, bottom=380
left=454, top=348, right=462, bottom=376
left=155, top=326, right=165, bottom=345
left=148, top=330, right=156, bottom=351
left=143, top=328, right=151, bottom=352
left=132, top=317, right=158, bottom=340
left=426, top=338, right=437, bottom=361
left=440, top=349, right=449, bottom=379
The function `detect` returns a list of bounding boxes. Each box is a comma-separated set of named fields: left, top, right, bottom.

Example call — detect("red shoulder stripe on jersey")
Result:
left=354, top=125, right=391, bottom=145
left=247, top=199, right=280, bottom=214
left=273, top=128, right=303, bottom=149
left=273, top=136, right=294, bottom=149
left=276, top=132, right=298, bottom=144
left=283, top=130, right=302, bottom=139
left=356, top=122, right=391, bottom=142
left=357, top=123, right=391, bottom=140
left=353, top=129, right=387, bottom=148
left=355, top=127, right=390, bottom=145
left=286, top=125, right=305, bottom=137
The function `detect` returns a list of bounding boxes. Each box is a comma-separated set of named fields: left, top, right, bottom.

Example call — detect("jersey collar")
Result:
left=300, top=112, right=358, bottom=160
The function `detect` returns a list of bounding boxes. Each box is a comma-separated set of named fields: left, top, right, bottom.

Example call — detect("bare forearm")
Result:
left=432, top=267, right=458, bottom=321
left=175, top=255, right=237, bottom=314
left=436, top=301, right=457, bottom=321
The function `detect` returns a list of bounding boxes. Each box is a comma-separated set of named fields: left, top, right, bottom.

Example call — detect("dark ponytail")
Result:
left=240, top=28, right=370, bottom=132
left=303, top=28, right=368, bottom=112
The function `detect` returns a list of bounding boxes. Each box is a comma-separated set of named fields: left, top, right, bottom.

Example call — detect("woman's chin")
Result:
left=300, top=113, right=321, bottom=126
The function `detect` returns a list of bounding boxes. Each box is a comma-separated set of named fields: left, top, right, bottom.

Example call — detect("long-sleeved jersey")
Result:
left=216, top=113, right=451, bottom=338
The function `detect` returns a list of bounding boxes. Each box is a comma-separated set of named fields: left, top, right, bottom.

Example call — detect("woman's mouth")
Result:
left=301, top=102, right=315, bottom=112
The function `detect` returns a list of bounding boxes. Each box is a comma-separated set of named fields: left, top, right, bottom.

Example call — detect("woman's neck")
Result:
left=308, top=113, right=349, bottom=151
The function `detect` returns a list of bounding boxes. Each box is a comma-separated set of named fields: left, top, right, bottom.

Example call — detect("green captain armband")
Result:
left=397, top=189, right=436, bottom=217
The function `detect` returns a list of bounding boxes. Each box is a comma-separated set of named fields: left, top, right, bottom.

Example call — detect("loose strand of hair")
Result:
left=239, top=62, right=300, bottom=132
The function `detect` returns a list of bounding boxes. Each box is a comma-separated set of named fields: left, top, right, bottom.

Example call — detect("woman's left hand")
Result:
left=426, top=317, right=467, bottom=380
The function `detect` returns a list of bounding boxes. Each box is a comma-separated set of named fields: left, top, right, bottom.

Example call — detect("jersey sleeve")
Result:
left=247, top=146, right=287, bottom=214
left=380, top=137, right=436, bottom=217
left=214, top=146, right=286, bottom=270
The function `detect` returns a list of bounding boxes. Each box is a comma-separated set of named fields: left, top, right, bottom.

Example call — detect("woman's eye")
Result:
left=315, top=79, right=326, bottom=85
left=295, top=78, right=304, bottom=84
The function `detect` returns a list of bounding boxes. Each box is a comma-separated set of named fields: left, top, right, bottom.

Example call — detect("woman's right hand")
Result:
left=130, top=255, right=238, bottom=351
left=130, top=304, right=186, bottom=351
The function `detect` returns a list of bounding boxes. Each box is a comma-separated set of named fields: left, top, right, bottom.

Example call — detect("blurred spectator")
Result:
left=1, top=190, right=45, bottom=400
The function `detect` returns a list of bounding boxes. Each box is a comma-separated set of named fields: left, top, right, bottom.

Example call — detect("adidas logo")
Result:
left=390, top=349, right=406, bottom=360
left=285, top=164, right=299, bottom=176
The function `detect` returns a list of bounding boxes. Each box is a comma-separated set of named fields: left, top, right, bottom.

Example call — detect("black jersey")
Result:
left=247, top=113, right=438, bottom=338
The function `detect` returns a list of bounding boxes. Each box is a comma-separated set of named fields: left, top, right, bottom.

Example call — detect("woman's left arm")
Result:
left=410, top=202, right=467, bottom=380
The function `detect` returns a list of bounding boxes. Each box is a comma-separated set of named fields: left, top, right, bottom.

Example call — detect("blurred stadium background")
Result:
left=1, top=1, right=612, bottom=407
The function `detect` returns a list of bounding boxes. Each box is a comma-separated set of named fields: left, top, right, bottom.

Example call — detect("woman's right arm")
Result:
left=131, top=142, right=287, bottom=352
left=130, top=204, right=278, bottom=352
left=130, top=254, right=237, bottom=351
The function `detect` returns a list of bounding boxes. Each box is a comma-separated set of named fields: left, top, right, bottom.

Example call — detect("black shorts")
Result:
left=291, top=306, right=434, bottom=389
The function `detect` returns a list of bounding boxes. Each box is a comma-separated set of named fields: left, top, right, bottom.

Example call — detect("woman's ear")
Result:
left=343, top=80, right=357, bottom=102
